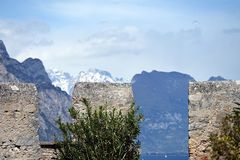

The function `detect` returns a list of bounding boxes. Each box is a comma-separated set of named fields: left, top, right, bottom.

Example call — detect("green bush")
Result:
left=209, top=104, right=240, bottom=160
left=56, top=98, right=143, bottom=160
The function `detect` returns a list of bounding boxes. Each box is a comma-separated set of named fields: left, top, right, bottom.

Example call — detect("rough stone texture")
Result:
left=72, top=82, right=133, bottom=113
left=188, top=80, right=240, bottom=160
left=40, top=142, right=57, bottom=160
left=0, top=83, right=41, bottom=160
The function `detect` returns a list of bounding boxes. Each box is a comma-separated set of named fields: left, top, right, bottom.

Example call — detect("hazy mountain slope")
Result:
left=208, top=76, right=226, bottom=81
left=0, top=57, right=18, bottom=82
left=132, top=70, right=195, bottom=154
left=0, top=41, right=18, bottom=82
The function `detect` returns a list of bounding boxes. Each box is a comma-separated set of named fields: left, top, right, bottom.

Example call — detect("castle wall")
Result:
left=188, top=81, right=240, bottom=160
left=0, top=83, right=41, bottom=160
left=3, top=81, right=239, bottom=160
left=72, top=82, right=133, bottom=113
left=0, top=82, right=133, bottom=160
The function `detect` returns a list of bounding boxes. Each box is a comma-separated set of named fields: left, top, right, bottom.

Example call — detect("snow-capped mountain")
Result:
left=47, top=69, right=75, bottom=94
left=47, top=68, right=126, bottom=94
left=76, top=69, right=124, bottom=83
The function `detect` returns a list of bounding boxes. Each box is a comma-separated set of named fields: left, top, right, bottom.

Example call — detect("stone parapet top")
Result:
left=72, top=82, right=133, bottom=116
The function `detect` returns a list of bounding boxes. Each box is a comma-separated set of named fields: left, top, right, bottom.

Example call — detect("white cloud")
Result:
left=0, top=21, right=147, bottom=79
left=0, top=20, right=232, bottom=81
left=1, top=2, right=240, bottom=81
left=77, top=26, right=146, bottom=58
left=0, top=20, right=52, bottom=57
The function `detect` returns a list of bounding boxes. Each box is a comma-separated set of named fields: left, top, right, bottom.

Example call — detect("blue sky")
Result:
left=0, top=0, right=240, bottom=80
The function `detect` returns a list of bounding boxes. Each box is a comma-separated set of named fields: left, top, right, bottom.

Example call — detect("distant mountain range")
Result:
left=47, top=68, right=126, bottom=94
left=0, top=40, right=227, bottom=154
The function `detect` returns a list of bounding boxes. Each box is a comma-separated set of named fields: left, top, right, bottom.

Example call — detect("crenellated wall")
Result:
left=0, top=82, right=134, bottom=159
left=188, top=80, right=240, bottom=160
left=0, top=83, right=41, bottom=160
left=2, top=81, right=240, bottom=160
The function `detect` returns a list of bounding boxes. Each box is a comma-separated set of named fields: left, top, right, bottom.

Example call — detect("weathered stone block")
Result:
left=0, top=83, right=41, bottom=160
left=188, top=81, right=240, bottom=160
left=40, top=142, right=57, bottom=160
left=72, top=82, right=133, bottom=113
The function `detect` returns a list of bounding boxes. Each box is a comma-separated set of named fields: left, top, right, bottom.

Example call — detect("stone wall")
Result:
left=188, top=81, right=240, bottom=160
left=0, top=83, right=41, bottom=160
left=72, top=82, right=133, bottom=113
left=5, top=80, right=240, bottom=160
left=0, top=82, right=134, bottom=159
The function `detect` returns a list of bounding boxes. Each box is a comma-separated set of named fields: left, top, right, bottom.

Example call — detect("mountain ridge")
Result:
left=208, top=76, right=226, bottom=81
left=0, top=40, right=71, bottom=141
left=132, top=70, right=195, bottom=154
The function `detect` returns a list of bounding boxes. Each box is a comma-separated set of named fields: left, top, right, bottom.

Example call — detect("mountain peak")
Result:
left=0, top=40, right=10, bottom=59
left=77, top=69, right=124, bottom=83
left=208, top=76, right=226, bottom=81
left=47, top=69, right=75, bottom=94
left=86, top=68, right=112, bottom=78
left=22, top=58, right=43, bottom=66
